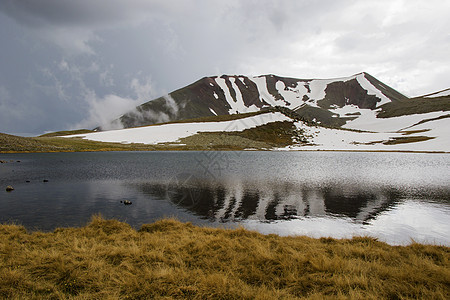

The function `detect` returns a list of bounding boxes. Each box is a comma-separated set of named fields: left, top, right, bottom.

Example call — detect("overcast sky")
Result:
left=0, top=0, right=449, bottom=135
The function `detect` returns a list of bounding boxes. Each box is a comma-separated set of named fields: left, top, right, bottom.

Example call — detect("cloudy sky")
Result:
left=0, top=0, right=449, bottom=135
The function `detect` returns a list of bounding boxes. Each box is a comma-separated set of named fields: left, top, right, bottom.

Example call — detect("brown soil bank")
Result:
left=1, top=216, right=449, bottom=299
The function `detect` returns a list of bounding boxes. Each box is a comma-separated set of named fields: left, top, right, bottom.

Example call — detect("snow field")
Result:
left=287, top=115, right=450, bottom=152
left=63, top=112, right=292, bottom=145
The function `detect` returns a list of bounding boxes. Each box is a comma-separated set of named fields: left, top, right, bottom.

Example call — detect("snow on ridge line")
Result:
left=355, top=73, right=391, bottom=107
left=251, top=73, right=360, bottom=83
left=213, top=73, right=392, bottom=112
left=424, top=89, right=450, bottom=98
left=64, top=112, right=292, bottom=145
left=302, top=75, right=360, bottom=106
left=250, top=74, right=360, bottom=107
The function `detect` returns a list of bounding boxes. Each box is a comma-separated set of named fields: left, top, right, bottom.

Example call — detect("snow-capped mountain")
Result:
left=108, top=72, right=411, bottom=130
left=65, top=72, right=449, bottom=152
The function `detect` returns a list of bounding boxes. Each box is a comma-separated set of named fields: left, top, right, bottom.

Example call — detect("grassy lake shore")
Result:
left=1, top=216, right=449, bottom=299
left=1, top=132, right=448, bottom=154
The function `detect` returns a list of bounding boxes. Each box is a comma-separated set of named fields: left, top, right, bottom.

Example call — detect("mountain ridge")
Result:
left=103, top=72, right=447, bottom=131
left=49, top=72, right=450, bottom=153
left=2, top=73, right=449, bottom=153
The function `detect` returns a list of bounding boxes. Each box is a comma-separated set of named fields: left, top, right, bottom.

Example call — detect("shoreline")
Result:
left=1, top=148, right=449, bottom=154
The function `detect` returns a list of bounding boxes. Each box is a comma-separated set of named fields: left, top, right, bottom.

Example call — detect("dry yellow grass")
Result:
left=0, top=216, right=449, bottom=299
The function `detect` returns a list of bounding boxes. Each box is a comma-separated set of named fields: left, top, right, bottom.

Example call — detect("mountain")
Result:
left=106, top=72, right=413, bottom=130
left=2, top=73, right=448, bottom=153
left=63, top=73, right=449, bottom=152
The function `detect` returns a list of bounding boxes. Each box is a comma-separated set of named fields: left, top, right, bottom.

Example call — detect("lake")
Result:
left=1, top=151, right=449, bottom=245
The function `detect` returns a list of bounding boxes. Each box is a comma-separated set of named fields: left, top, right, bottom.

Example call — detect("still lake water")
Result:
left=0, top=151, right=449, bottom=245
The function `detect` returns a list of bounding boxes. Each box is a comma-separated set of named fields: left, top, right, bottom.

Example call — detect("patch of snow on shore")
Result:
left=64, top=112, right=291, bottom=145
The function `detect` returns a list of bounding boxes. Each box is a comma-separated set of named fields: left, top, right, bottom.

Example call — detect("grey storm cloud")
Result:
left=0, top=0, right=449, bottom=135
left=0, top=0, right=175, bottom=27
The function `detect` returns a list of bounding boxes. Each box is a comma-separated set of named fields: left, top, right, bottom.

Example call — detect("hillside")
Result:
left=0, top=111, right=304, bottom=152
left=64, top=107, right=450, bottom=152
left=3, top=72, right=449, bottom=153
left=85, top=72, right=449, bottom=152
left=109, top=72, right=414, bottom=129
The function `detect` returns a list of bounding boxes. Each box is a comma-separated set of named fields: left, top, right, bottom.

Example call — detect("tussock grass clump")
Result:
left=0, top=216, right=449, bottom=299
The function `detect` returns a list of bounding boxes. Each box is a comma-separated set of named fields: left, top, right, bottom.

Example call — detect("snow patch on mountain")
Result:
left=251, top=76, right=277, bottom=105
left=342, top=110, right=448, bottom=132
left=275, top=81, right=303, bottom=107
left=209, top=108, right=217, bottom=116
left=284, top=115, right=450, bottom=152
left=229, top=77, right=259, bottom=113
left=329, top=104, right=362, bottom=117
left=306, top=79, right=331, bottom=106
left=215, top=77, right=233, bottom=104
left=424, top=88, right=450, bottom=98
left=355, top=73, right=391, bottom=107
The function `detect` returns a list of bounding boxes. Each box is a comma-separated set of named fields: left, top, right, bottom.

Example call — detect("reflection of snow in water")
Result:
left=160, top=177, right=450, bottom=246
left=243, top=200, right=450, bottom=246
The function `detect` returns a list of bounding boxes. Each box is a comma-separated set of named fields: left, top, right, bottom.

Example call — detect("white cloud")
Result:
left=74, top=77, right=156, bottom=129
left=74, top=91, right=142, bottom=130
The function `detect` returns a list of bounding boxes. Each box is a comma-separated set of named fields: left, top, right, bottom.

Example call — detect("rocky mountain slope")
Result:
left=106, top=72, right=415, bottom=129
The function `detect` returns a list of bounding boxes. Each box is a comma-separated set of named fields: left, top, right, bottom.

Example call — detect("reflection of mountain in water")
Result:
left=139, top=177, right=449, bottom=224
